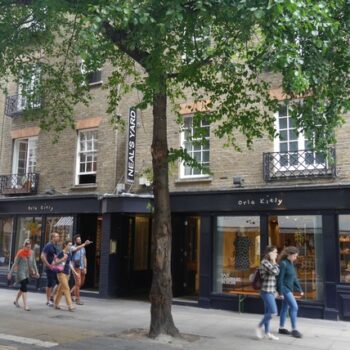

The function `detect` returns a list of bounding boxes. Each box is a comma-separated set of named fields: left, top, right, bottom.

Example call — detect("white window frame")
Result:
left=79, top=60, right=103, bottom=86
left=181, top=33, right=211, bottom=64
left=12, top=137, right=38, bottom=176
left=75, top=129, right=98, bottom=185
left=179, top=115, right=210, bottom=178
left=274, top=104, right=326, bottom=171
left=17, top=66, right=41, bottom=111
left=19, top=8, right=47, bottom=31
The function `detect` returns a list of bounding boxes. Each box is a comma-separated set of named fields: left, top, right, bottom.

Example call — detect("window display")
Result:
left=16, top=217, right=42, bottom=262
left=213, top=216, right=260, bottom=294
left=268, top=215, right=323, bottom=301
left=339, top=215, right=350, bottom=283
left=0, top=218, right=13, bottom=273
left=45, top=216, right=74, bottom=249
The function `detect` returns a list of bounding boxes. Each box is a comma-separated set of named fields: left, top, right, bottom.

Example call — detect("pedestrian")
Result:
left=256, top=245, right=280, bottom=340
left=70, top=234, right=92, bottom=305
left=277, top=246, right=304, bottom=338
left=54, top=239, right=76, bottom=311
left=7, top=239, right=39, bottom=311
left=41, top=232, right=60, bottom=306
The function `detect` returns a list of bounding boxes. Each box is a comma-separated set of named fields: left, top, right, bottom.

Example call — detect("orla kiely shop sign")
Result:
left=235, top=194, right=284, bottom=209
left=27, top=203, right=54, bottom=212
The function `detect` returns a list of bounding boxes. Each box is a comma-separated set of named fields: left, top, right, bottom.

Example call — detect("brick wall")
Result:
left=1, top=67, right=350, bottom=197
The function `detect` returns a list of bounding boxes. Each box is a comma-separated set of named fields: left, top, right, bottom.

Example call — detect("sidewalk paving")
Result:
left=0, top=288, right=349, bottom=350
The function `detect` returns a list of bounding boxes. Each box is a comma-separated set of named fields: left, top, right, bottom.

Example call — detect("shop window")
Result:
left=0, top=218, right=14, bottom=273
left=268, top=215, right=323, bottom=301
left=16, top=217, right=42, bottom=263
left=180, top=116, right=210, bottom=178
left=133, top=216, right=150, bottom=271
left=339, top=215, right=350, bottom=283
left=76, top=129, right=98, bottom=185
left=213, top=216, right=260, bottom=294
left=45, top=216, right=74, bottom=249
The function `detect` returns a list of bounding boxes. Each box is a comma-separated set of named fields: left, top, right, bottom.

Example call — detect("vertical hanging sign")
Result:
left=126, top=107, right=137, bottom=184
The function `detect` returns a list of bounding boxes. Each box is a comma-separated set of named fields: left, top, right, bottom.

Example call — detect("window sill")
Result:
left=88, top=81, right=103, bottom=87
left=70, top=184, right=97, bottom=191
left=175, top=177, right=212, bottom=184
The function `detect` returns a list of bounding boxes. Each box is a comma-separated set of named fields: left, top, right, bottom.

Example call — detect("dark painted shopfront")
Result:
left=2, top=187, right=350, bottom=321
left=170, top=185, right=350, bottom=321
left=0, top=195, right=102, bottom=290
left=0, top=194, right=154, bottom=298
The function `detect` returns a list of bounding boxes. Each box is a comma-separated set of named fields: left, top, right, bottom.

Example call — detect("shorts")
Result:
left=19, top=278, right=29, bottom=292
left=46, top=269, right=58, bottom=288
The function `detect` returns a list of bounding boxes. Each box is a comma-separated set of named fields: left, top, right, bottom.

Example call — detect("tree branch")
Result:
left=102, top=22, right=149, bottom=68
left=167, top=55, right=214, bottom=79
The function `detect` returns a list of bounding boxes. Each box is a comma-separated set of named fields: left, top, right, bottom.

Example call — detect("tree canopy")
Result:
left=1, top=1, right=348, bottom=147
left=1, top=0, right=350, bottom=338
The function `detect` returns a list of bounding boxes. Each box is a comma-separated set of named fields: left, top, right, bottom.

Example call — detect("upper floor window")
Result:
left=80, top=61, right=102, bottom=86
left=17, top=65, right=41, bottom=111
left=76, top=129, right=98, bottom=185
left=19, top=7, right=46, bottom=32
left=180, top=116, right=210, bottom=178
left=274, top=104, right=325, bottom=169
left=12, top=137, right=38, bottom=175
left=182, top=35, right=211, bottom=64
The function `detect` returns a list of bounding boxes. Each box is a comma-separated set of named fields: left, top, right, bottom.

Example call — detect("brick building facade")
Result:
left=1, top=63, right=350, bottom=321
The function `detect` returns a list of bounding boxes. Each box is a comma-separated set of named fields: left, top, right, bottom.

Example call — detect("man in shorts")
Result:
left=41, top=232, right=60, bottom=306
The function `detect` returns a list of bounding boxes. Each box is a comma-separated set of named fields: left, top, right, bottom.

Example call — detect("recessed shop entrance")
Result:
left=117, top=215, right=152, bottom=296
left=172, top=216, right=200, bottom=300
left=77, top=214, right=102, bottom=290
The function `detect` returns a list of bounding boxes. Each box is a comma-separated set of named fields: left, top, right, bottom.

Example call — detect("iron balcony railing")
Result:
left=0, top=173, right=39, bottom=195
left=4, top=94, right=41, bottom=117
left=263, top=147, right=336, bottom=181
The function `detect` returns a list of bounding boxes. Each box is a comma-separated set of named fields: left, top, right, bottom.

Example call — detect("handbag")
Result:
left=251, top=268, right=263, bottom=290
left=51, top=255, right=65, bottom=273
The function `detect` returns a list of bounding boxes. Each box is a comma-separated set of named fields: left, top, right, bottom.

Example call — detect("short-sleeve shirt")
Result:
left=43, top=242, right=58, bottom=271
left=56, top=251, right=72, bottom=275
left=72, top=245, right=86, bottom=269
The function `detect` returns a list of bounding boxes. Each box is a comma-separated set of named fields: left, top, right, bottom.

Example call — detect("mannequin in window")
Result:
left=234, top=231, right=250, bottom=270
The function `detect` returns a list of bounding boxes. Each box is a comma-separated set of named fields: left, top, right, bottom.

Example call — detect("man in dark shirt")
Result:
left=41, top=232, right=60, bottom=306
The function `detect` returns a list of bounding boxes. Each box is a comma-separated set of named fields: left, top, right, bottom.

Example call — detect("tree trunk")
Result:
left=149, top=79, right=179, bottom=338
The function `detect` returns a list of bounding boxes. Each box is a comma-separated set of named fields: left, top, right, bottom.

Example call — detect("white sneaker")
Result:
left=267, top=333, right=279, bottom=340
left=256, top=327, right=264, bottom=339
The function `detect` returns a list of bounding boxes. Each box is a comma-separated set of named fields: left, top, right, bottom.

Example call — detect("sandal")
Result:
left=24, top=307, right=31, bottom=311
left=68, top=306, right=75, bottom=312
left=54, top=305, right=61, bottom=310
left=13, top=301, right=20, bottom=308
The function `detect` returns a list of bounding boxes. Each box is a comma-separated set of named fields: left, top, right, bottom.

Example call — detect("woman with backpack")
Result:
left=256, top=245, right=280, bottom=340
left=277, top=246, right=304, bottom=338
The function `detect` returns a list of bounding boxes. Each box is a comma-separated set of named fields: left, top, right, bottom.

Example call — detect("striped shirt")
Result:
left=259, top=258, right=280, bottom=293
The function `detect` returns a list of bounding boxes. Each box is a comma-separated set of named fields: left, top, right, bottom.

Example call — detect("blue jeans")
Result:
left=279, top=291, right=298, bottom=330
left=259, top=291, right=278, bottom=334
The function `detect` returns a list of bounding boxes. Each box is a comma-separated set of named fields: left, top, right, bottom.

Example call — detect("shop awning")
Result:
left=54, top=216, right=73, bottom=227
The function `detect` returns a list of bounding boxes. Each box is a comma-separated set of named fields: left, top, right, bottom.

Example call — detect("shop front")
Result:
left=0, top=195, right=101, bottom=290
left=98, top=195, right=153, bottom=298
left=170, top=185, right=350, bottom=321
